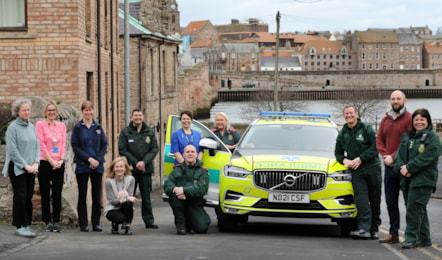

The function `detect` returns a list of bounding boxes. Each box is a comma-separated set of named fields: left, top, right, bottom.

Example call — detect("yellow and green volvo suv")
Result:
left=217, top=112, right=357, bottom=235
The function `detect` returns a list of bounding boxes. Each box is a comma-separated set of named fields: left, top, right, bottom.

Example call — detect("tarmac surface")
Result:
left=0, top=187, right=165, bottom=258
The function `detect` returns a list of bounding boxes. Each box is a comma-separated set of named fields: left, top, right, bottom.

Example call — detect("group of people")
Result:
left=165, top=111, right=241, bottom=235
left=2, top=100, right=161, bottom=237
left=335, top=90, right=441, bottom=249
left=1, top=99, right=242, bottom=237
left=3, top=93, right=439, bottom=245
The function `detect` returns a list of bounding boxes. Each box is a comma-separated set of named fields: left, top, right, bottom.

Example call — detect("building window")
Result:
left=375, top=53, right=379, bottom=60
left=362, top=44, right=366, bottom=49
left=400, top=46, right=403, bottom=52
left=361, top=53, right=366, bottom=60
left=304, top=62, right=308, bottom=65
left=362, top=63, right=366, bottom=69
left=375, top=44, right=379, bottom=49
left=369, top=63, right=373, bottom=70
left=0, top=0, right=26, bottom=30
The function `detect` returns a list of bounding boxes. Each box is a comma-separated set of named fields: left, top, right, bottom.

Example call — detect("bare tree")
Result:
left=240, top=88, right=307, bottom=121
left=329, top=88, right=389, bottom=125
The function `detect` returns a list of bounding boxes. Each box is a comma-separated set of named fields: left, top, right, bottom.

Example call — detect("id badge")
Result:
left=52, top=147, right=59, bottom=153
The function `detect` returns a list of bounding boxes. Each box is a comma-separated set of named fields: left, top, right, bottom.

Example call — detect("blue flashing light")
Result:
left=259, top=111, right=330, bottom=118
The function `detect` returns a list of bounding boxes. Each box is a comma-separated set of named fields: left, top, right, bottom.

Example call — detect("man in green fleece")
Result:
left=164, top=144, right=211, bottom=235
left=335, top=104, right=381, bottom=239
left=118, top=108, right=159, bottom=229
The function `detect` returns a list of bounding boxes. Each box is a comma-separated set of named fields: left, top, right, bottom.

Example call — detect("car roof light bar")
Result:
left=259, top=111, right=331, bottom=118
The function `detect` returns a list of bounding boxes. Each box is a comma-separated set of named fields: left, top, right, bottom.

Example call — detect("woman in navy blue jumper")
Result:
left=71, top=101, right=108, bottom=232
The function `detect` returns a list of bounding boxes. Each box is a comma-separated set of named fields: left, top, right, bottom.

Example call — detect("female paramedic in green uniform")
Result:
left=164, top=144, right=211, bottom=235
left=211, top=112, right=241, bottom=152
left=394, top=108, right=441, bottom=249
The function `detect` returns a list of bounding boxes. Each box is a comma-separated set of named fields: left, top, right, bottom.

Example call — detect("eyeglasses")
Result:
left=47, top=109, right=56, bottom=112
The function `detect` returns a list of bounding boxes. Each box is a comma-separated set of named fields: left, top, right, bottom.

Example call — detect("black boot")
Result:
left=124, top=226, right=133, bottom=235
left=111, top=222, right=119, bottom=235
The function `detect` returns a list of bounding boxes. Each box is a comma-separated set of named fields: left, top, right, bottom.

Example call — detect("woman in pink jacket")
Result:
left=36, top=101, right=67, bottom=233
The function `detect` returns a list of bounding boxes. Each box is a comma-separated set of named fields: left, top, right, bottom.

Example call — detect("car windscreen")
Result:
left=238, top=123, right=338, bottom=152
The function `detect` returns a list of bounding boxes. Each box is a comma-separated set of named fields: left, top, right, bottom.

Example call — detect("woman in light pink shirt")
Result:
left=36, top=101, right=67, bottom=233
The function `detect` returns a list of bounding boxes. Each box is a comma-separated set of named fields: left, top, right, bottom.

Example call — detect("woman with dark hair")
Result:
left=170, top=111, right=203, bottom=165
left=71, top=101, right=108, bottom=232
left=2, top=98, right=40, bottom=237
left=36, top=101, right=67, bottom=232
left=394, top=108, right=441, bottom=249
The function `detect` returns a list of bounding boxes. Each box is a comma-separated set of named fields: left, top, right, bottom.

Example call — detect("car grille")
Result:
left=253, top=170, right=326, bottom=191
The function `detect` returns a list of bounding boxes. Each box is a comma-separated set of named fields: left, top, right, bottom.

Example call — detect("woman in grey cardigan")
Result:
left=2, top=98, right=40, bottom=237
left=104, top=157, right=137, bottom=235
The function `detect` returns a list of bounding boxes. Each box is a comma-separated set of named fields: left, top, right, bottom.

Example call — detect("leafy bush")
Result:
left=0, top=103, right=13, bottom=144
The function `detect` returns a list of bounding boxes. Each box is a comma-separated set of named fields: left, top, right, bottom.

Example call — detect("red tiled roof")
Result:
left=182, top=20, right=210, bottom=35
left=424, top=41, right=442, bottom=54
left=191, top=39, right=212, bottom=48
left=297, top=39, right=349, bottom=53
left=261, top=49, right=294, bottom=57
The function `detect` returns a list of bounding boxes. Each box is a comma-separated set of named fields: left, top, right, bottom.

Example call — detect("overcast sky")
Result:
left=178, top=0, right=442, bottom=34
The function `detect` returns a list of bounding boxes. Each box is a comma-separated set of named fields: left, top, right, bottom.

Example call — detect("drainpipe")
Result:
left=110, top=0, right=115, bottom=157
left=158, top=39, right=165, bottom=181
left=138, top=36, right=142, bottom=109
left=96, top=0, right=102, bottom=122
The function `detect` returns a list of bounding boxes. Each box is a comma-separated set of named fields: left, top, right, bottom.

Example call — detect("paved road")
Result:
left=2, top=188, right=441, bottom=260
left=1, top=157, right=441, bottom=260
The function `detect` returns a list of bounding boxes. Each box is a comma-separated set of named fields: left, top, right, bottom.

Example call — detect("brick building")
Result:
left=206, top=43, right=260, bottom=72
left=296, top=39, right=356, bottom=71
left=0, top=0, right=120, bottom=156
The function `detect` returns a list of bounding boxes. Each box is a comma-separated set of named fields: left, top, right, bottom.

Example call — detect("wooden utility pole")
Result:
left=273, top=11, right=281, bottom=111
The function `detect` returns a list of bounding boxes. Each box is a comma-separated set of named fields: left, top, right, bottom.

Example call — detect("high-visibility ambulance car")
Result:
left=217, top=112, right=357, bottom=235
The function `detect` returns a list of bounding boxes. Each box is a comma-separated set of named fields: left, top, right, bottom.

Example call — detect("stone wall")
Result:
left=214, top=69, right=442, bottom=89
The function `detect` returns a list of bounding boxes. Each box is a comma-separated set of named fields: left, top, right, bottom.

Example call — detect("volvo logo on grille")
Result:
left=284, top=175, right=297, bottom=187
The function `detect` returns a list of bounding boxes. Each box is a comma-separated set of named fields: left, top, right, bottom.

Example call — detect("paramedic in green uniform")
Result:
left=335, top=104, right=382, bottom=239
left=394, top=108, right=441, bottom=249
left=164, top=144, right=211, bottom=235
left=212, top=112, right=241, bottom=152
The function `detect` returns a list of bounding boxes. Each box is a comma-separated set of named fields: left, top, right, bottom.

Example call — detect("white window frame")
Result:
left=0, top=0, right=26, bottom=30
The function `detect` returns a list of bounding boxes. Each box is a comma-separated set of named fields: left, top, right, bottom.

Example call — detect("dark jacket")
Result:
left=71, top=119, right=108, bottom=174
left=211, top=127, right=241, bottom=147
left=118, top=122, right=158, bottom=174
left=164, top=160, right=209, bottom=201
left=394, top=128, right=441, bottom=191
left=335, top=118, right=380, bottom=172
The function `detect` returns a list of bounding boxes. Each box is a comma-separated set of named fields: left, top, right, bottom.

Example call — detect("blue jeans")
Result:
left=384, top=166, right=401, bottom=236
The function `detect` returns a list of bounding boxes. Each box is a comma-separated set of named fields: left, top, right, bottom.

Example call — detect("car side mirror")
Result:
left=199, top=138, right=218, bottom=156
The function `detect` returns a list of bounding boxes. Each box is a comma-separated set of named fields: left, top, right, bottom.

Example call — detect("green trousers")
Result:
left=169, top=194, right=211, bottom=233
left=351, top=164, right=382, bottom=232
left=133, top=173, right=154, bottom=225
left=403, top=186, right=432, bottom=243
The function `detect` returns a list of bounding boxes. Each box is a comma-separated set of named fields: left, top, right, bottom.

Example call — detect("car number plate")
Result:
left=268, top=192, right=310, bottom=203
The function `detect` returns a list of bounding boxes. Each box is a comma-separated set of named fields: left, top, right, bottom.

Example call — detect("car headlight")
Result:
left=224, top=165, right=252, bottom=178
left=330, top=170, right=352, bottom=181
